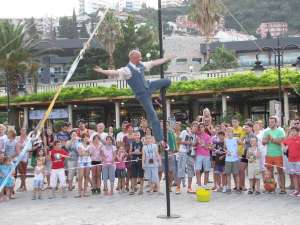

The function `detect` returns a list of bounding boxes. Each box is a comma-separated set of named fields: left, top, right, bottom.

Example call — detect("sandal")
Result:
left=279, top=190, right=287, bottom=194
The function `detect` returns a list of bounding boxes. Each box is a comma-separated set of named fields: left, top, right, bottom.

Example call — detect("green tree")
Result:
left=97, top=11, right=122, bottom=69
left=0, top=20, right=33, bottom=96
left=58, top=16, right=78, bottom=39
left=201, top=46, right=239, bottom=71
left=189, top=0, right=223, bottom=62
left=114, top=16, right=161, bottom=74
left=71, top=48, right=109, bottom=81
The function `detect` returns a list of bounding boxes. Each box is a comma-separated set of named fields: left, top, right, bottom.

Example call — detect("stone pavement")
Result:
left=0, top=178, right=299, bottom=225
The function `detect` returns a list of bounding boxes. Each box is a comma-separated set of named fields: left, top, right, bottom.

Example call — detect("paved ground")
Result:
left=0, top=178, right=299, bottom=225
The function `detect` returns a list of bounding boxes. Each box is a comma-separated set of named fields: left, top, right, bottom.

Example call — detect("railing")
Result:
left=28, top=68, right=250, bottom=94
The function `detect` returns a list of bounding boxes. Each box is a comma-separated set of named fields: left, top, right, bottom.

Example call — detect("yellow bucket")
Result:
left=196, top=188, right=211, bottom=202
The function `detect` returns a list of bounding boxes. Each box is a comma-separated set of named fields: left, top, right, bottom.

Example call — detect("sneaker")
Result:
left=175, top=187, right=181, bottom=195
left=129, top=191, right=135, bottom=195
left=138, top=190, right=143, bottom=195
left=279, top=190, right=287, bottom=194
left=32, top=196, right=36, bottom=200
left=248, top=190, right=253, bottom=195
left=226, top=189, right=232, bottom=194
left=222, top=187, right=227, bottom=193
left=255, top=191, right=261, bottom=195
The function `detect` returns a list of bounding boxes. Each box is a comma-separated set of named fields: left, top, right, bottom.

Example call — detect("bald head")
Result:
left=129, top=50, right=142, bottom=64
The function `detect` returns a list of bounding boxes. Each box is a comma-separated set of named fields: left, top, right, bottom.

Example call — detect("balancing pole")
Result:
left=157, top=0, right=180, bottom=219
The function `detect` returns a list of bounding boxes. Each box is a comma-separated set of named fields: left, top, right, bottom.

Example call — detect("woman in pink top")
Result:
left=195, top=123, right=212, bottom=187
left=88, top=135, right=103, bottom=195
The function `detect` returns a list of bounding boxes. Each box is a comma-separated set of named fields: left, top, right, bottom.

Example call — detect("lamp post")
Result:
left=157, top=0, right=179, bottom=219
left=253, top=37, right=299, bottom=126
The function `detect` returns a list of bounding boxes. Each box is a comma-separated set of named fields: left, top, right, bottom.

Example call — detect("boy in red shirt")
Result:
left=282, top=127, right=300, bottom=197
left=48, top=140, right=70, bottom=199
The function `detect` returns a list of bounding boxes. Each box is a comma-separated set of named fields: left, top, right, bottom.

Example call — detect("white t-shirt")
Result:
left=90, top=132, right=108, bottom=144
left=116, top=61, right=153, bottom=80
left=0, top=134, right=8, bottom=153
left=179, top=130, right=195, bottom=153
left=116, top=131, right=127, bottom=143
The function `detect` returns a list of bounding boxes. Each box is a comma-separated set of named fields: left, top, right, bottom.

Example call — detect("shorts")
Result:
left=248, top=164, right=262, bottom=179
left=177, top=152, right=187, bottom=178
left=18, top=161, right=27, bottom=176
left=45, top=159, right=52, bottom=176
left=131, top=162, right=144, bottom=178
left=144, top=167, right=159, bottom=183
left=0, top=177, right=14, bottom=188
left=186, top=155, right=195, bottom=178
left=67, top=160, right=77, bottom=181
left=195, top=155, right=211, bottom=172
left=91, top=161, right=101, bottom=166
left=214, top=164, right=225, bottom=174
left=288, top=162, right=300, bottom=175
left=102, top=165, right=115, bottom=182
left=50, top=168, right=66, bottom=188
left=225, top=161, right=239, bottom=175
left=161, top=154, right=175, bottom=174
left=33, top=179, right=44, bottom=189
left=115, top=168, right=127, bottom=178
left=78, top=159, right=91, bottom=168
left=265, top=156, right=283, bottom=169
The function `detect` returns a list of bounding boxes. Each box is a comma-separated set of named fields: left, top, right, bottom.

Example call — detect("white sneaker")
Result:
left=222, top=186, right=227, bottom=193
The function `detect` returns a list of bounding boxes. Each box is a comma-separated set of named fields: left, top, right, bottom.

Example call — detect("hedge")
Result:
left=1, top=69, right=299, bottom=104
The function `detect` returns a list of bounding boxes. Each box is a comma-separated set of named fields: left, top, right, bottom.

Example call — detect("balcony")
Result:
left=29, top=68, right=249, bottom=93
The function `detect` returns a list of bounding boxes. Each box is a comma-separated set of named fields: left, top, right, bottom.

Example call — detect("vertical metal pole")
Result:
left=158, top=0, right=171, bottom=218
left=6, top=74, right=10, bottom=124
left=277, top=37, right=284, bottom=126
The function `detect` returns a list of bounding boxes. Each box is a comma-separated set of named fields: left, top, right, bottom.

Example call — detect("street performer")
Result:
left=94, top=50, right=174, bottom=148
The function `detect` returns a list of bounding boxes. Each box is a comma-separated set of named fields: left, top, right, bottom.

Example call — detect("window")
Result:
left=192, top=58, right=202, bottom=64
left=176, top=58, right=188, bottom=64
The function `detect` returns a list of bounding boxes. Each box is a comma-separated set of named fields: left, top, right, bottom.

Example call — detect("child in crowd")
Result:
left=32, top=158, right=45, bottom=200
left=246, top=137, right=262, bottom=195
left=115, top=146, right=127, bottom=194
left=88, top=134, right=103, bottom=195
left=224, top=127, right=240, bottom=193
left=76, top=133, right=91, bottom=198
left=282, top=127, right=300, bottom=197
left=130, top=132, right=144, bottom=195
left=214, top=131, right=226, bottom=192
left=49, top=140, right=69, bottom=199
left=0, top=156, right=15, bottom=200
left=264, top=170, right=277, bottom=193
left=142, top=135, right=162, bottom=195
left=101, top=136, right=117, bottom=195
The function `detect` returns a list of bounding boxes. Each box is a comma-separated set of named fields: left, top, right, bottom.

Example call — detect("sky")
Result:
left=0, top=0, right=158, bottom=18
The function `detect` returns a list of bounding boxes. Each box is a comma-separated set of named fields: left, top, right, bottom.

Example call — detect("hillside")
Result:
left=134, top=0, right=300, bottom=36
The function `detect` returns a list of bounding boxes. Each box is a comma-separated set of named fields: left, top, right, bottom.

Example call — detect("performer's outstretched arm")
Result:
left=150, top=55, right=175, bottom=68
left=93, top=66, right=119, bottom=79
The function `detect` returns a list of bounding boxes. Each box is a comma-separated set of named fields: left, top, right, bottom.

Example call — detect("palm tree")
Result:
left=96, top=11, right=122, bottom=69
left=0, top=20, right=34, bottom=96
left=189, top=0, right=223, bottom=63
